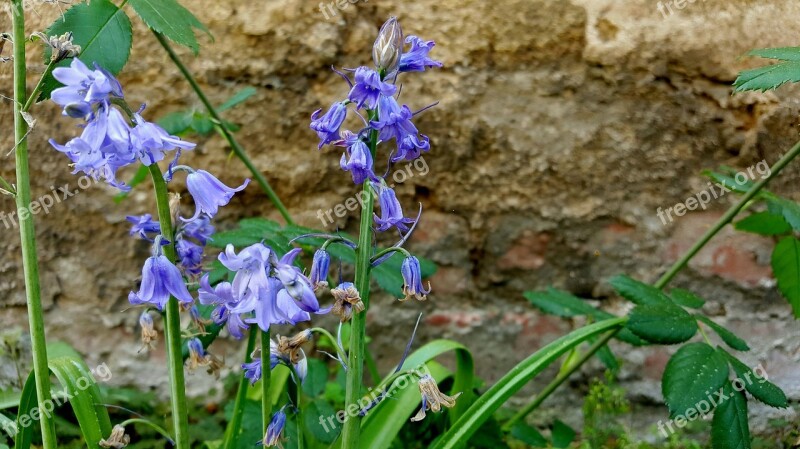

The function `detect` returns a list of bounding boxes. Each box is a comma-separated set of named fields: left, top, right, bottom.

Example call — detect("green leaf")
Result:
left=734, top=212, right=792, bottom=236
left=191, top=113, right=215, bottom=135
left=524, top=288, right=603, bottom=317
left=41, top=0, right=133, bottom=101
left=766, top=197, right=800, bottom=231
left=509, top=422, right=547, bottom=447
left=157, top=111, right=194, bottom=135
left=711, top=381, right=751, bottom=449
left=302, top=358, right=328, bottom=398
left=304, top=399, right=340, bottom=443
left=627, top=302, right=697, bottom=344
left=609, top=275, right=671, bottom=306
left=128, top=0, right=209, bottom=54
left=430, top=318, right=627, bottom=449
left=701, top=168, right=755, bottom=194
left=219, top=87, right=258, bottom=112
left=551, top=420, right=576, bottom=448
left=771, top=237, right=800, bottom=318
left=735, top=47, right=800, bottom=92
left=662, top=343, right=729, bottom=419
left=13, top=372, right=39, bottom=449
left=722, top=350, right=788, bottom=408
left=695, top=315, right=749, bottom=352
left=669, top=288, right=706, bottom=309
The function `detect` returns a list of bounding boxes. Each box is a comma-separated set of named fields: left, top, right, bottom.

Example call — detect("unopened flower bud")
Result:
left=372, top=17, right=403, bottom=75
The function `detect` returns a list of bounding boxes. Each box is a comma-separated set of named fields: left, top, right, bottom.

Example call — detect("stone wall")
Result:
left=1, top=0, right=799, bottom=439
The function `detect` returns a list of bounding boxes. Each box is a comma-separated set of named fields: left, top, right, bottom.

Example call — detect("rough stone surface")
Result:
left=1, top=0, right=799, bottom=440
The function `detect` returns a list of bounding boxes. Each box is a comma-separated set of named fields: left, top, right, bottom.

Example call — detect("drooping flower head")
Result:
left=185, top=169, right=249, bottom=220
left=399, top=36, right=443, bottom=73
left=340, top=131, right=378, bottom=185
left=410, top=374, right=461, bottom=422
left=263, top=409, right=287, bottom=447
left=128, top=238, right=194, bottom=310
left=373, top=183, right=415, bottom=233
left=127, top=214, right=160, bottom=240
left=51, top=58, right=123, bottom=116
left=139, top=311, right=157, bottom=352
left=310, top=102, right=347, bottom=149
left=309, top=248, right=331, bottom=292
left=400, top=256, right=430, bottom=301
left=275, top=248, right=322, bottom=313
left=331, top=282, right=365, bottom=322
left=198, top=275, right=248, bottom=339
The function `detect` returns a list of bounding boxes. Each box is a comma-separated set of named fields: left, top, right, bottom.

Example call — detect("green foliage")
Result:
left=734, top=47, right=800, bottom=92
left=128, top=0, right=209, bottom=54
left=701, top=167, right=756, bottom=194
left=771, top=237, right=800, bottom=317
left=667, top=289, right=705, bottom=309
left=694, top=315, right=749, bottom=352
left=41, top=0, right=133, bottom=101
left=608, top=275, right=671, bottom=306
left=627, top=302, right=697, bottom=344
left=661, top=342, right=729, bottom=419
left=722, top=350, right=788, bottom=408
left=734, top=212, right=792, bottom=236
left=581, top=374, right=630, bottom=449
left=711, top=382, right=750, bottom=449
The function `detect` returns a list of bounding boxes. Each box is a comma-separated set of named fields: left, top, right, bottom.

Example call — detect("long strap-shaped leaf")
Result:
left=13, top=352, right=112, bottom=449
left=431, top=317, right=627, bottom=449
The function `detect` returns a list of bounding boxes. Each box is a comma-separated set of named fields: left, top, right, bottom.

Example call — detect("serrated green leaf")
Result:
left=627, top=302, right=697, bottom=344
left=711, top=381, right=751, bottom=449
left=551, top=420, right=576, bottom=448
left=128, top=0, right=209, bottom=54
left=219, top=87, right=258, bottom=112
left=766, top=197, right=800, bottom=231
left=40, top=0, right=132, bottom=101
left=609, top=275, right=671, bottom=306
left=304, top=399, right=340, bottom=443
left=695, top=315, right=749, bottom=352
left=157, top=111, right=194, bottom=135
left=771, top=237, right=800, bottom=318
left=734, top=59, right=800, bottom=92
left=662, top=343, right=729, bottom=419
left=302, top=358, right=328, bottom=398
left=722, top=350, right=788, bottom=408
left=734, top=212, right=792, bottom=236
left=748, top=47, right=800, bottom=61
left=669, top=288, right=706, bottom=309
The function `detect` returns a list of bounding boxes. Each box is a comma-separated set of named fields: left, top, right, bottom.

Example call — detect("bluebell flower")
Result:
left=400, top=256, right=430, bottom=301
left=348, top=66, right=397, bottom=109
left=275, top=248, right=321, bottom=313
left=242, top=277, right=312, bottom=330
left=310, top=102, right=347, bottom=149
left=218, top=243, right=273, bottom=300
left=180, top=216, right=215, bottom=245
left=242, top=359, right=262, bottom=385
left=370, top=95, right=430, bottom=162
left=176, top=239, right=204, bottom=276
left=185, top=169, right=249, bottom=220
left=373, top=183, right=415, bottom=233
left=139, top=311, right=157, bottom=351
left=340, top=131, right=378, bottom=185
left=198, top=275, right=248, bottom=339
left=396, top=133, right=430, bottom=162
left=331, top=282, right=364, bottom=322
left=129, top=113, right=196, bottom=166
left=128, top=245, right=194, bottom=310
left=127, top=214, right=160, bottom=239
left=51, top=59, right=123, bottom=114
left=309, top=249, right=331, bottom=292
left=399, top=36, right=442, bottom=73
left=263, top=409, right=287, bottom=447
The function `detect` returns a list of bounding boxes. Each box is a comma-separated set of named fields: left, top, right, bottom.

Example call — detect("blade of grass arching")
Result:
left=396, top=339, right=475, bottom=423
left=431, top=318, right=627, bottom=449
left=48, top=357, right=112, bottom=447
left=357, top=362, right=452, bottom=449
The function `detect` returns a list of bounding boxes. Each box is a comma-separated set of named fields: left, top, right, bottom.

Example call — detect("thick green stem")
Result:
left=260, top=328, right=272, bottom=435
left=151, top=31, right=294, bottom=225
left=148, top=164, right=190, bottom=449
left=10, top=3, right=57, bottom=448
left=506, top=139, right=800, bottom=428
left=223, top=328, right=258, bottom=449
left=341, top=111, right=378, bottom=449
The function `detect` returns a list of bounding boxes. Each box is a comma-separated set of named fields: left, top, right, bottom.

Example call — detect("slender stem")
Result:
left=151, top=31, right=294, bottom=225
left=223, top=328, right=258, bottom=449
left=506, top=139, right=800, bottom=428
left=148, top=164, right=190, bottom=449
left=341, top=110, right=378, bottom=449
left=22, top=59, right=56, bottom=112
left=260, top=328, right=272, bottom=435
left=370, top=246, right=411, bottom=264
left=10, top=4, right=57, bottom=448
left=119, top=418, right=175, bottom=445
left=501, top=329, right=618, bottom=432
